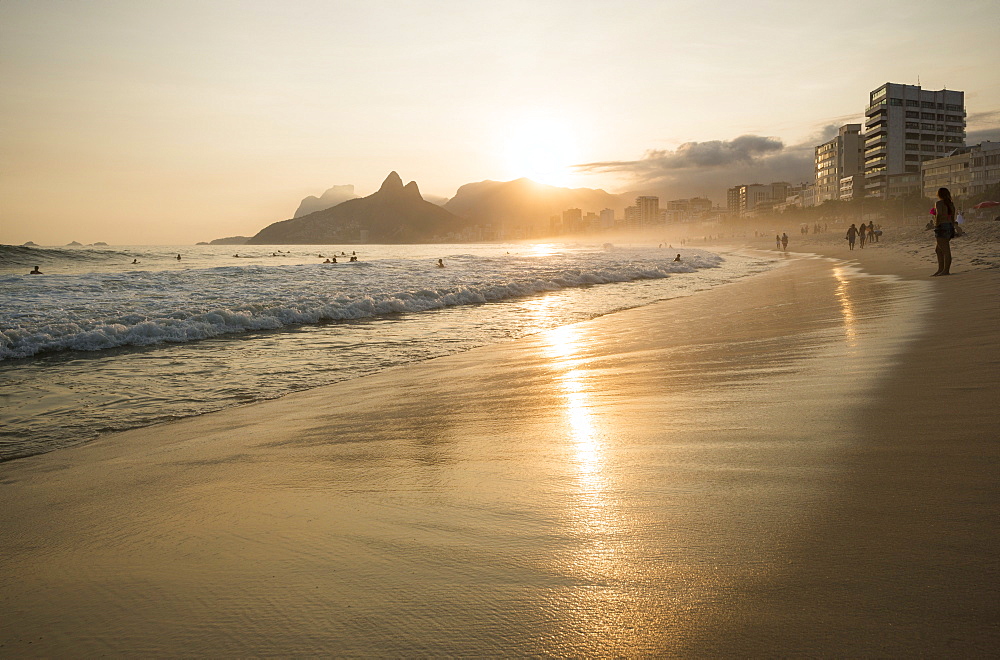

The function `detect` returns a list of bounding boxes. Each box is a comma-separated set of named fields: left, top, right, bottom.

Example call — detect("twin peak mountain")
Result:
left=249, top=172, right=464, bottom=244
left=248, top=171, right=622, bottom=244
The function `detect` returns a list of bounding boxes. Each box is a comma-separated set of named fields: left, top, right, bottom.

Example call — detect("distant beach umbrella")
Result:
left=972, top=200, right=999, bottom=209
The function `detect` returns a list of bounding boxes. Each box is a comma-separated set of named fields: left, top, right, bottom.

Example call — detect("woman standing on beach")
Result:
left=932, top=187, right=957, bottom=276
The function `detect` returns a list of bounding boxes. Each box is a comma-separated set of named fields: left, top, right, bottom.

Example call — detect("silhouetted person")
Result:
left=29, top=266, right=42, bottom=275
left=858, top=222, right=867, bottom=248
left=932, top=187, right=957, bottom=276
left=846, top=224, right=858, bottom=250
left=437, top=259, right=445, bottom=268
left=775, top=234, right=781, bottom=249
left=781, top=233, right=788, bottom=251
left=323, top=258, right=331, bottom=263
left=673, top=254, right=681, bottom=262
left=132, top=259, right=138, bottom=264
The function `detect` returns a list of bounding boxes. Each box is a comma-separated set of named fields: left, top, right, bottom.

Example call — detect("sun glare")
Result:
left=502, top=117, right=578, bottom=187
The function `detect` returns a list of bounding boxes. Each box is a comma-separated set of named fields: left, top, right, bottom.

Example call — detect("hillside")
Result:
left=248, top=172, right=466, bottom=244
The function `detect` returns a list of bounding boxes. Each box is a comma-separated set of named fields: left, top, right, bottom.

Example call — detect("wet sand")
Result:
left=1, top=251, right=998, bottom=656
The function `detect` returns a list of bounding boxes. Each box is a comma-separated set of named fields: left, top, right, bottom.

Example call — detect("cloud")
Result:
left=576, top=135, right=785, bottom=177
left=574, top=134, right=814, bottom=201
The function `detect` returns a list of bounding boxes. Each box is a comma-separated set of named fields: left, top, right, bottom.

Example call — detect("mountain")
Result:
left=248, top=172, right=467, bottom=244
left=207, top=236, right=251, bottom=245
left=294, top=184, right=358, bottom=218
left=443, top=178, right=624, bottom=235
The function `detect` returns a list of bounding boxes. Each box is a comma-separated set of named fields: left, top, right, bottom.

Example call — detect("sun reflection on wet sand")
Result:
left=537, top=323, right=645, bottom=646
left=833, top=266, right=860, bottom=347
left=541, top=325, right=607, bottom=495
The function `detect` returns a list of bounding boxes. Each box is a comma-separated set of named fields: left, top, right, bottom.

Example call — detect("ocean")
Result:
left=1, top=242, right=778, bottom=461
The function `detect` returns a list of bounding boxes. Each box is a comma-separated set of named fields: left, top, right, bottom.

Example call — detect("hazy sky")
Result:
left=2, top=0, right=999, bottom=244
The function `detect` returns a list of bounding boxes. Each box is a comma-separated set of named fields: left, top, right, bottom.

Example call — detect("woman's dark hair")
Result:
left=938, top=187, right=955, bottom=218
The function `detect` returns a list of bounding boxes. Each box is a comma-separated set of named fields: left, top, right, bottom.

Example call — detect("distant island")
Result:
left=248, top=172, right=466, bottom=244
left=22, top=241, right=38, bottom=247
left=65, top=241, right=83, bottom=247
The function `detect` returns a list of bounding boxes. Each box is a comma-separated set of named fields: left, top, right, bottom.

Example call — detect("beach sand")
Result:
left=1, top=234, right=998, bottom=656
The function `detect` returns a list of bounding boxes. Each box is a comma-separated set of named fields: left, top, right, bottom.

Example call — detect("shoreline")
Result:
left=1, top=239, right=997, bottom=655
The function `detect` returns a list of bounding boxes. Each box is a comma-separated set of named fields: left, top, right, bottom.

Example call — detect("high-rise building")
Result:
left=599, top=208, right=615, bottom=229
left=863, top=82, right=965, bottom=199
left=561, top=208, right=583, bottom=233
left=624, top=205, right=640, bottom=227
left=636, top=196, right=660, bottom=225
left=815, top=124, right=863, bottom=204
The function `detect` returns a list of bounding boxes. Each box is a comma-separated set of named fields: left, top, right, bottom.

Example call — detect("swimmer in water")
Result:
left=176, top=254, right=181, bottom=260
left=673, top=254, right=681, bottom=262
left=132, top=259, right=139, bottom=264
left=437, top=259, right=445, bottom=268
left=29, top=266, right=43, bottom=275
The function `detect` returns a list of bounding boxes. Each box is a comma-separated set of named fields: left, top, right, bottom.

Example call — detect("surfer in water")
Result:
left=29, top=266, right=43, bottom=275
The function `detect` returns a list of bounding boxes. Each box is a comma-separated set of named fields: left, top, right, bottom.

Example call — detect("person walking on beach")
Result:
left=858, top=222, right=867, bottom=249
left=932, top=187, right=957, bottom=276
left=780, top=233, right=788, bottom=251
left=846, top=223, right=858, bottom=250
left=775, top=234, right=781, bottom=250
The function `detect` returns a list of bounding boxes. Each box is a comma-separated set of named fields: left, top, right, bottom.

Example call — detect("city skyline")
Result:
left=2, top=0, right=1000, bottom=244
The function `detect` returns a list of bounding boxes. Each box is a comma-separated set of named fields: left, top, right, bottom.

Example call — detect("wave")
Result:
left=0, top=244, right=134, bottom=266
left=0, top=257, right=719, bottom=360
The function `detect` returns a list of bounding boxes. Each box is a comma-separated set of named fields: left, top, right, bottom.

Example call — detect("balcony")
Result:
left=865, top=102, right=887, bottom=116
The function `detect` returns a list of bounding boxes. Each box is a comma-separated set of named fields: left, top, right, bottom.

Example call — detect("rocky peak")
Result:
left=378, top=171, right=405, bottom=194
left=403, top=180, right=422, bottom=201
left=375, top=171, right=424, bottom=202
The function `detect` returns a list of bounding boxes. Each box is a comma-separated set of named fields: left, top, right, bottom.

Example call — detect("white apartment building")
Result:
left=815, top=124, right=863, bottom=204
left=863, top=82, right=965, bottom=199
left=922, top=141, right=1000, bottom=200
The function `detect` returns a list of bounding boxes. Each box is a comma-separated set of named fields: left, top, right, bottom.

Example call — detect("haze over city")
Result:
left=2, top=0, right=999, bottom=245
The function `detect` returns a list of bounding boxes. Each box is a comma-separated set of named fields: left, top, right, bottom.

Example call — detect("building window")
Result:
left=906, top=111, right=919, bottom=119
left=921, top=101, right=935, bottom=108
left=921, top=112, right=936, bottom=119
left=889, top=98, right=903, bottom=106
left=906, top=99, right=919, bottom=107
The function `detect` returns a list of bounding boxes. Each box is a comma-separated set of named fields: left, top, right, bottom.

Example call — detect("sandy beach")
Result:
left=1, top=229, right=998, bottom=656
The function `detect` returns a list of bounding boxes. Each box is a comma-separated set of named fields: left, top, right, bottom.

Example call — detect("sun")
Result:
left=502, top=116, right=578, bottom=187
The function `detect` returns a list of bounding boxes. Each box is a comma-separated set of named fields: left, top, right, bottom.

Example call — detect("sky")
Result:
left=2, top=0, right=999, bottom=245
